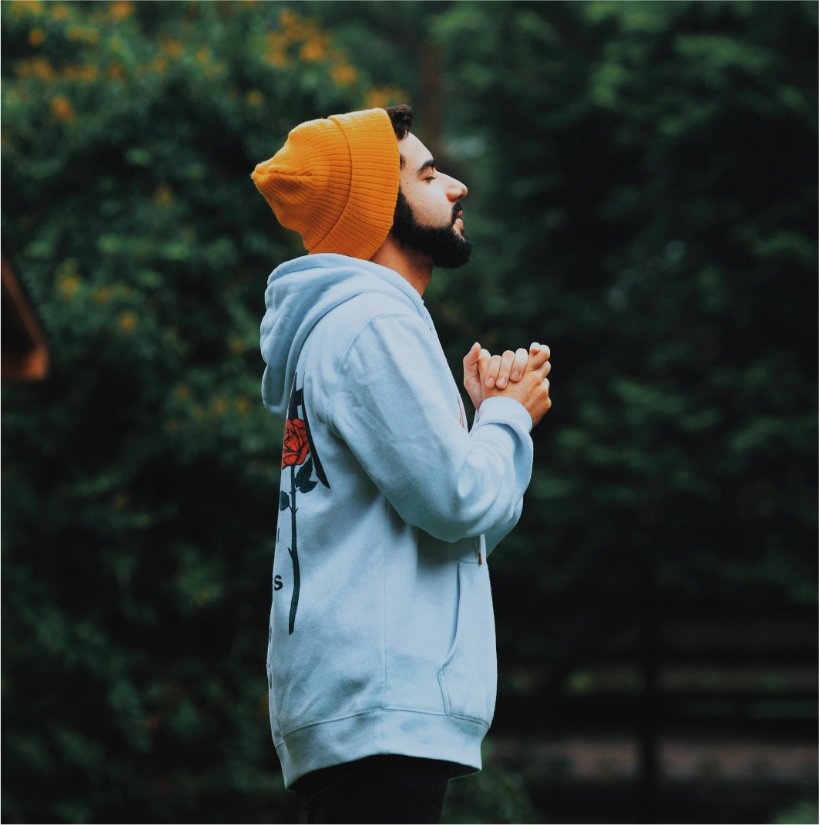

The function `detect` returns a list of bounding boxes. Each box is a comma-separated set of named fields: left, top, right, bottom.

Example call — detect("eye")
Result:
left=425, top=175, right=437, bottom=182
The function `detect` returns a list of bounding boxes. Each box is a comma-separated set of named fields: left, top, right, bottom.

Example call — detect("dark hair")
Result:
left=385, top=104, right=413, bottom=140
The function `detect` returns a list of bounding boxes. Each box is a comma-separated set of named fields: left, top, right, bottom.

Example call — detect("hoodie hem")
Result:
left=274, top=707, right=487, bottom=789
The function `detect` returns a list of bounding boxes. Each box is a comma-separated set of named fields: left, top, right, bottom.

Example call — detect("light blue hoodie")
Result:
left=260, top=253, right=533, bottom=789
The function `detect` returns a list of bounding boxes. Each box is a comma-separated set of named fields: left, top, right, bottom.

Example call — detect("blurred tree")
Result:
left=2, top=2, right=372, bottom=822
left=428, top=0, right=817, bottom=656
left=2, top=1, right=817, bottom=823
left=424, top=6, right=817, bottom=814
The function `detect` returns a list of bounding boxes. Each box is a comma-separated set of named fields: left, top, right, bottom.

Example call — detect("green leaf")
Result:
left=295, top=456, right=313, bottom=490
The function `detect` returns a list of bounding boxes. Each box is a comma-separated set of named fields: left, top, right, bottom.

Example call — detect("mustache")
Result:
left=452, top=202, right=463, bottom=223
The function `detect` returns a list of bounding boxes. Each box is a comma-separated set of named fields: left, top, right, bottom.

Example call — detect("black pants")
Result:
left=291, top=755, right=454, bottom=824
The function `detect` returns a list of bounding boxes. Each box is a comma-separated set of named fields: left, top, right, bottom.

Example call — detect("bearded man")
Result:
left=251, top=104, right=551, bottom=824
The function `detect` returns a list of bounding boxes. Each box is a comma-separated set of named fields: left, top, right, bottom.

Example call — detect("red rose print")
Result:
left=282, top=418, right=310, bottom=467
left=279, top=374, right=329, bottom=635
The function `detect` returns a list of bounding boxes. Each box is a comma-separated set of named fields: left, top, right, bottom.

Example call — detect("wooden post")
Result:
left=2, top=254, right=49, bottom=382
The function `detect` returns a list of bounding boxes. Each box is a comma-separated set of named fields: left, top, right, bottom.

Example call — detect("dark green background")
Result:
left=2, top=2, right=816, bottom=822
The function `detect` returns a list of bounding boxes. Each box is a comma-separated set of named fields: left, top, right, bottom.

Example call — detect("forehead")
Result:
left=399, top=132, right=432, bottom=171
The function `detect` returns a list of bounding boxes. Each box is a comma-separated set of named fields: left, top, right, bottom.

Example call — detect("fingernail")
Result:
left=511, top=371, right=520, bottom=380
left=498, top=378, right=506, bottom=387
left=486, top=376, right=494, bottom=386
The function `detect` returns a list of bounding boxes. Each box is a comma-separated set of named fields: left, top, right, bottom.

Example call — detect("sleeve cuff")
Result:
left=474, top=396, right=533, bottom=434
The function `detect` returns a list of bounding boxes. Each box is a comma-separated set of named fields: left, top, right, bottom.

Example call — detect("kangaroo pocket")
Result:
left=437, top=559, right=497, bottom=725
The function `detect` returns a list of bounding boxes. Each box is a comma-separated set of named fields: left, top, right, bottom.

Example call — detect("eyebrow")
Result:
left=416, top=158, right=436, bottom=175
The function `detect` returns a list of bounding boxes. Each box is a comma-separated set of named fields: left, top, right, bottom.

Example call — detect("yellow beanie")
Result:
left=251, top=108, right=400, bottom=260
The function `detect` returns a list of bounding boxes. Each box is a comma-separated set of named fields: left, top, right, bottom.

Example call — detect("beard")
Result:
left=389, top=189, right=473, bottom=269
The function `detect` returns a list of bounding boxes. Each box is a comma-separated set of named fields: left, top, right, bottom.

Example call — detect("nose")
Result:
left=446, top=175, right=468, bottom=200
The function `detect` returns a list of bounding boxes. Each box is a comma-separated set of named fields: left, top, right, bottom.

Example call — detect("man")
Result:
left=251, top=104, right=551, bottom=824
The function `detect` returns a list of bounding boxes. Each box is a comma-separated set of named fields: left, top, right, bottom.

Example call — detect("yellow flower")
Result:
left=266, top=47, right=288, bottom=68
left=279, top=8, right=299, bottom=27
left=365, top=85, right=407, bottom=110
left=119, top=311, right=138, bottom=332
left=211, top=397, right=227, bottom=416
left=265, top=32, right=290, bottom=66
left=330, top=62, right=358, bottom=87
left=12, top=1, right=43, bottom=17
left=245, top=90, right=263, bottom=107
left=93, top=287, right=112, bottom=303
left=162, top=40, right=183, bottom=58
left=108, top=62, right=125, bottom=80
left=197, top=47, right=210, bottom=63
left=16, top=58, right=55, bottom=80
left=300, top=37, right=328, bottom=62
left=228, top=336, right=245, bottom=354
left=59, top=275, right=80, bottom=299
left=109, top=1, right=134, bottom=20
left=51, top=4, right=69, bottom=20
left=28, top=28, right=45, bottom=46
left=153, top=184, right=173, bottom=205
left=174, top=384, right=191, bottom=402
left=66, top=25, right=97, bottom=44
left=79, top=65, right=98, bottom=81
left=51, top=96, right=74, bottom=121
left=235, top=397, right=251, bottom=414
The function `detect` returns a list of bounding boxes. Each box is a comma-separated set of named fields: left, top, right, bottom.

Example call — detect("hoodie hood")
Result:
left=260, top=253, right=433, bottom=417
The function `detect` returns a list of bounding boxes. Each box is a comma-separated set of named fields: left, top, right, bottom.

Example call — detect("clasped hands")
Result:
left=463, top=342, right=552, bottom=427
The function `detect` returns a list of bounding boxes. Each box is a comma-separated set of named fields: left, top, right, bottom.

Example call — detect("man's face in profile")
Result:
left=390, top=132, right=472, bottom=269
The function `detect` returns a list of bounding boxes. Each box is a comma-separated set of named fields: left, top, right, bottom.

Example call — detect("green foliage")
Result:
left=773, top=797, right=820, bottom=825
left=2, top=1, right=816, bottom=822
left=2, top=2, right=368, bottom=822
left=428, top=0, right=817, bottom=624
left=441, top=740, right=541, bottom=824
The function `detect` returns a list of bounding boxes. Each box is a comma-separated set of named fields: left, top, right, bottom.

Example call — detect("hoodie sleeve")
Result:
left=482, top=504, right=523, bottom=557
left=472, top=400, right=526, bottom=557
left=329, top=313, right=533, bottom=544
